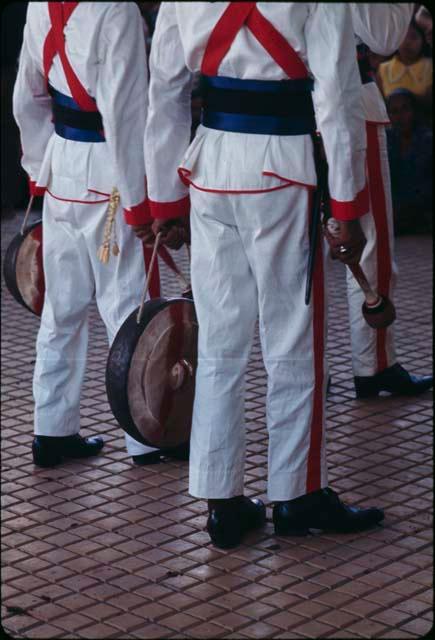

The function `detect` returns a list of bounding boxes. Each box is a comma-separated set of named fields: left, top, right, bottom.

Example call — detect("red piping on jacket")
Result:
left=46, top=189, right=110, bottom=204
left=178, top=168, right=314, bottom=196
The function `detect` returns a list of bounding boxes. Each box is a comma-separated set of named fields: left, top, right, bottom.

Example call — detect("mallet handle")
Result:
left=20, top=195, right=35, bottom=236
left=137, top=232, right=162, bottom=325
left=348, top=263, right=381, bottom=307
left=325, top=217, right=381, bottom=308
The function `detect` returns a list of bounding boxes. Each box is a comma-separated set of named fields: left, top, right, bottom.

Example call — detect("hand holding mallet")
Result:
left=325, top=217, right=396, bottom=329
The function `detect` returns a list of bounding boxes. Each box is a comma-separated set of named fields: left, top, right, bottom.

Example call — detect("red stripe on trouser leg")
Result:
left=142, top=245, right=161, bottom=299
left=306, top=198, right=325, bottom=493
left=366, top=123, right=392, bottom=373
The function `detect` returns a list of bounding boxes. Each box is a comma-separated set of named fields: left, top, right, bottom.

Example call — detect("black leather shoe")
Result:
left=161, top=441, right=190, bottom=461
left=273, top=488, right=384, bottom=536
left=132, top=451, right=163, bottom=465
left=355, top=363, right=433, bottom=398
left=132, top=441, right=190, bottom=465
left=207, top=496, right=266, bottom=549
left=32, top=434, right=104, bottom=468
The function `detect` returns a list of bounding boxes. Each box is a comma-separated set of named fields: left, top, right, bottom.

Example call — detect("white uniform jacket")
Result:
left=145, top=2, right=369, bottom=222
left=13, top=2, right=150, bottom=224
left=351, top=3, right=414, bottom=124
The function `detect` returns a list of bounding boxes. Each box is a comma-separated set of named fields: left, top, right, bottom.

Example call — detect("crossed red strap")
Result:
left=42, top=3, right=161, bottom=298
left=201, top=2, right=308, bottom=79
left=43, top=2, right=97, bottom=111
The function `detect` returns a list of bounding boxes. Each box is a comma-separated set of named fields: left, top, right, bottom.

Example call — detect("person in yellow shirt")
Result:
left=378, top=19, right=432, bottom=110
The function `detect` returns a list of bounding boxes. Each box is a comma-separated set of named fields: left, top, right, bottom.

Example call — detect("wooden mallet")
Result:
left=327, top=219, right=396, bottom=329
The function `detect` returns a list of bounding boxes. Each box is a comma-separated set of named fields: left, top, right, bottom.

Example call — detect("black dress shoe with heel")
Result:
left=132, top=441, right=190, bottom=465
left=32, top=434, right=104, bottom=468
left=161, top=442, right=190, bottom=461
left=207, top=496, right=266, bottom=549
left=273, top=488, right=384, bottom=536
left=355, top=363, right=433, bottom=399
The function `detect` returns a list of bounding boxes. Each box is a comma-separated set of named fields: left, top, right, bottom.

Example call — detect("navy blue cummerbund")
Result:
left=200, top=75, right=316, bottom=135
left=49, top=86, right=105, bottom=142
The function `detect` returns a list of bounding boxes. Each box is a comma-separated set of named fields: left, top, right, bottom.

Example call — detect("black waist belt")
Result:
left=200, top=75, right=316, bottom=135
left=357, top=44, right=375, bottom=85
left=49, top=85, right=105, bottom=142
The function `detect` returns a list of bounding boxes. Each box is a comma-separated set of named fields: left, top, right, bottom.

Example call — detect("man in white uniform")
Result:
left=144, top=3, right=384, bottom=548
left=345, top=4, right=433, bottom=398
left=13, top=2, right=186, bottom=467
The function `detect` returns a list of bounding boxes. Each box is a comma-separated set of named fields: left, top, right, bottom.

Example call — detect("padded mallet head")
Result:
left=362, top=295, right=396, bottom=329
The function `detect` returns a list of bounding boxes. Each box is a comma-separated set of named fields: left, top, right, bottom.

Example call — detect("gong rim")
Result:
left=3, top=220, right=44, bottom=317
left=106, top=296, right=197, bottom=448
left=106, top=297, right=171, bottom=446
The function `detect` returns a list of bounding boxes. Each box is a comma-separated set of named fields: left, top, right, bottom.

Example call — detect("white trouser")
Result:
left=345, top=123, right=398, bottom=377
left=188, top=186, right=328, bottom=502
left=33, top=190, right=157, bottom=457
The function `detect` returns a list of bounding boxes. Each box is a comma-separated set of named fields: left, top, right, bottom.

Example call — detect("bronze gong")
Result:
left=106, top=292, right=198, bottom=448
left=3, top=220, right=45, bottom=316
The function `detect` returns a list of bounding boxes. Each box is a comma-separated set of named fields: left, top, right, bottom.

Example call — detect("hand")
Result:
left=152, top=217, right=190, bottom=250
left=132, top=222, right=155, bottom=245
left=323, top=218, right=366, bottom=265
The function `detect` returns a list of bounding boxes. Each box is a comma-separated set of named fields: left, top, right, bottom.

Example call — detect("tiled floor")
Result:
left=1, top=211, right=433, bottom=639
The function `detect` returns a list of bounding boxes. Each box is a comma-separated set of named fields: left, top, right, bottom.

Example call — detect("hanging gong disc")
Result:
left=106, top=294, right=198, bottom=448
left=3, top=220, right=45, bottom=317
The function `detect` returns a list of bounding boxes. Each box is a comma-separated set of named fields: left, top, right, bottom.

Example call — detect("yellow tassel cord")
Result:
left=98, top=187, right=121, bottom=263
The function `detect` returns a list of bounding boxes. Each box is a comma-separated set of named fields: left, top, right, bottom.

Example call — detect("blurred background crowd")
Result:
left=1, top=2, right=432, bottom=234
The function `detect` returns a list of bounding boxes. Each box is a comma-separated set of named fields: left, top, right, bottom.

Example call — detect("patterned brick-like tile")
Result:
left=2, top=215, right=432, bottom=638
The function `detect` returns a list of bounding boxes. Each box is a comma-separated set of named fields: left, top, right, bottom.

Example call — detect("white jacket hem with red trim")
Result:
left=145, top=3, right=369, bottom=221
left=13, top=3, right=149, bottom=216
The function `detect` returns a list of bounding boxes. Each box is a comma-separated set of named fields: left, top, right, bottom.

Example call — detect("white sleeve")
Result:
left=350, top=3, right=414, bottom=55
left=12, top=17, right=54, bottom=195
left=305, top=3, right=368, bottom=220
left=96, top=3, right=149, bottom=223
left=144, top=2, right=193, bottom=220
